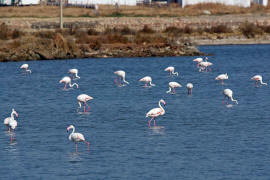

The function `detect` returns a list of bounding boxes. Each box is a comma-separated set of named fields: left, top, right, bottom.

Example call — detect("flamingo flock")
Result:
left=1, top=57, right=268, bottom=152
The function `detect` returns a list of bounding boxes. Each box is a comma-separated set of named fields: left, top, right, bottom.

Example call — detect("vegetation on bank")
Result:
left=0, top=2, right=270, bottom=18
left=0, top=23, right=203, bottom=61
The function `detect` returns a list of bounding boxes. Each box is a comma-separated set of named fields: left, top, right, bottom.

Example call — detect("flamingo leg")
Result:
left=221, top=80, right=223, bottom=85
left=118, top=77, right=121, bottom=86
left=10, top=135, right=12, bottom=143
left=154, top=119, right=156, bottom=127
left=64, top=83, right=67, bottom=89
left=76, top=144, right=78, bottom=153
left=255, top=81, right=258, bottom=87
left=209, top=68, right=211, bottom=72
left=84, top=105, right=86, bottom=113
left=85, top=102, right=90, bottom=112
left=114, top=79, right=118, bottom=86
left=170, top=71, right=172, bottom=77
left=222, top=96, right=225, bottom=104
left=190, top=89, right=192, bottom=95
left=173, top=88, right=175, bottom=94
left=148, top=118, right=153, bottom=128
left=145, top=82, right=147, bottom=87
left=85, top=141, right=90, bottom=151
left=13, top=129, right=15, bottom=141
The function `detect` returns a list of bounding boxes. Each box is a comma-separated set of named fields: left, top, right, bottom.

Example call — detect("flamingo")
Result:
left=114, top=70, right=129, bottom=86
left=139, top=76, right=155, bottom=87
left=193, top=57, right=203, bottom=67
left=186, top=83, right=193, bottom=95
left=77, top=94, right=93, bottom=113
left=3, top=109, right=18, bottom=132
left=146, top=99, right=166, bottom=128
left=59, top=76, right=79, bottom=89
left=167, top=82, right=182, bottom=94
left=223, top=89, right=238, bottom=105
left=164, top=66, right=178, bottom=77
left=251, top=75, right=267, bottom=87
left=20, top=64, right=31, bottom=73
left=68, top=69, right=80, bottom=79
left=199, top=61, right=213, bottom=72
left=67, top=125, right=90, bottom=153
left=216, top=73, right=228, bottom=84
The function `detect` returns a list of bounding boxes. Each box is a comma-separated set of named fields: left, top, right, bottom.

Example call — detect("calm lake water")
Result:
left=0, top=44, right=270, bottom=179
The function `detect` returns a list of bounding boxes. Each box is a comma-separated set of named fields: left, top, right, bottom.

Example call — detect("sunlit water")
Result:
left=0, top=45, right=270, bottom=179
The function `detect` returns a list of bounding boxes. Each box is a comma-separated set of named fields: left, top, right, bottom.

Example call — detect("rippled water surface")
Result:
left=1, top=45, right=270, bottom=179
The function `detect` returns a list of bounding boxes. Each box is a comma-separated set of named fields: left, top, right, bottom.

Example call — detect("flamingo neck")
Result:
left=122, top=76, right=129, bottom=84
left=166, top=87, right=171, bottom=93
left=172, top=71, right=178, bottom=76
left=230, top=97, right=238, bottom=104
left=11, top=112, right=15, bottom=120
left=70, top=127, right=75, bottom=134
left=159, top=101, right=165, bottom=113
left=69, top=82, right=78, bottom=88
left=260, top=80, right=267, bottom=85
left=75, top=74, right=80, bottom=79
left=150, top=81, right=155, bottom=86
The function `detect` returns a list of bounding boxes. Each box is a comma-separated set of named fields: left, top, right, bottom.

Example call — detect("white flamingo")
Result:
left=67, top=125, right=90, bottom=153
left=199, top=61, right=213, bottom=72
left=223, top=89, right=238, bottom=105
left=164, top=66, right=178, bottom=77
left=20, top=64, right=31, bottom=73
left=139, top=76, right=155, bottom=87
left=167, top=82, right=182, bottom=94
left=3, top=109, right=18, bottom=132
left=216, top=73, right=228, bottom=84
left=186, top=83, right=193, bottom=95
left=251, top=75, right=267, bottom=87
left=146, top=99, right=166, bottom=128
left=59, top=76, right=79, bottom=89
left=68, top=69, right=80, bottom=79
left=77, top=94, right=93, bottom=113
left=193, top=57, right=204, bottom=67
left=114, top=70, right=129, bottom=86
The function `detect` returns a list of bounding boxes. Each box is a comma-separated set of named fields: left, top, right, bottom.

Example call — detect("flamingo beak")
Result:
left=15, top=112, right=18, bottom=117
left=66, top=128, right=69, bottom=132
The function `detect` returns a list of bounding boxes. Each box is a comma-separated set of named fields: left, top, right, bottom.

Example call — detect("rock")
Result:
left=202, top=10, right=211, bottom=15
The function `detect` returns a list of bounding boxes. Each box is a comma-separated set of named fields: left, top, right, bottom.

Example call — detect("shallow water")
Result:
left=1, top=44, right=270, bottom=179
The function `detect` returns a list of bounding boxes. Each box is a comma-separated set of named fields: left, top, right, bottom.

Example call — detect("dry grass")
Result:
left=0, top=2, right=270, bottom=18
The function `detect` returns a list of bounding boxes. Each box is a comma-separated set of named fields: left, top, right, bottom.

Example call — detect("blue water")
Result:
left=0, top=44, right=270, bottom=179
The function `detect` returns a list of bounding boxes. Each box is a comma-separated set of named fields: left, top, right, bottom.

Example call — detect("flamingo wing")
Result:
left=71, top=133, right=85, bottom=142
left=146, top=108, right=162, bottom=117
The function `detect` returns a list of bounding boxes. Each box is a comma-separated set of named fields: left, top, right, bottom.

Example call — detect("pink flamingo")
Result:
left=199, top=61, right=213, bottom=72
left=68, top=69, right=80, bottom=79
left=77, top=94, right=93, bottom=113
left=216, top=73, right=228, bottom=84
left=59, top=76, right=79, bottom=89
left=67, top=125, right=90, bottom=153
left=223, top=89, right=238, bottom=105
left=166, top=82, right=182, bottom=94
left=164, top=66, right=178, bottom=77
left=3, top=109, right=18, bottom=132
left=20, top=64, right=31, bottom=73
left=114, top=70, right=129, bottom=86
left=186, top=83, right=193, bottom=95
left=251, top=75, right=267, bottom=87
left=139, top=76, right=155, bottom=87
left=146, top=99, right=166, bottom=128
left=193, top=57, right=203, bottom=67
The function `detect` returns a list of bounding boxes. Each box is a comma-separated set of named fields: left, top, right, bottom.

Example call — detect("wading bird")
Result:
left=146, top=99, right=166, bottom=128
left=67, top=125, right=90, bottom=153
left=223, top=89, right=238, bottom=105
left=3, top=109, right=18, bottom=132
left=59, top=76, right=79, bottom=89
left=139, top=76, right=155, bottom=87
left=186, top=83, right=193, bottom=95
left=216, top=73, right=228, bottom=84
left=77, top=94, right=93, bottom=113
left=167, top=82, right=182, bottom=94
left=20, top=64, right=31, bottom=73
left=114, top=70, right=129, bottom=86
left=251, top=75, right=267, bottom=87
left=164, top=66, right=178, bottom=77
left=68, top=69, right=80, bottom=79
